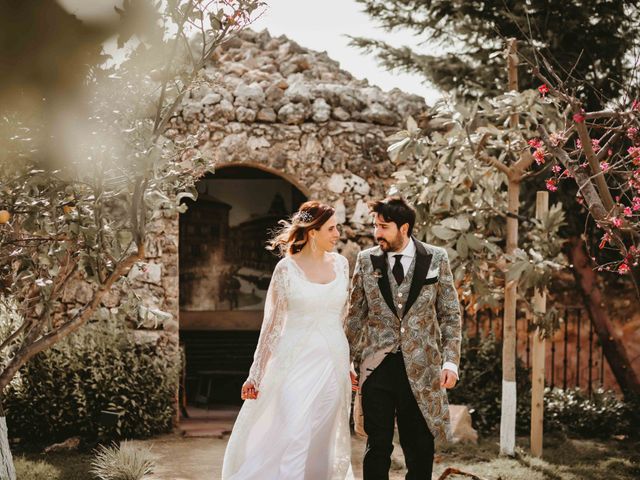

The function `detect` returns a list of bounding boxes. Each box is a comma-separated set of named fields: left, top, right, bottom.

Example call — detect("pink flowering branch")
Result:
left=538, top=125, right=609, bottom=220
left=573, top=116, right=616, bottom=212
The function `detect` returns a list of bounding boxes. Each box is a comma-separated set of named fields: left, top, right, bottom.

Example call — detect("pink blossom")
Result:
left=549, top=132, right=566, bottom=147
left=573, top=111, right=586, bottom=123
left=546, top=178, right=558, bottom=192
left=607, top=148, right=613, bottom=157
left=533, top=148, right=546, bottom=165
left=551, top=165, right=562, bottom=174
left=633, top=99, right=640, bottom=111
left=612, top=217, right=623, bottom=228
left=599, top=233, right=611, bottom=249
left=624, top=206, right=633, bottom=217
left=528, top=138, right=543, bottom=149
left=538, top=84, right=550, bottom=96
left=618, top=263, right=630, bottom=274
left=629, top=146, right=640, bottom=158
left=600, top=162, right=610, bottom=172
left=628, top=126, right=638, bottom=140
left=576, top=138, right=600, bottom=152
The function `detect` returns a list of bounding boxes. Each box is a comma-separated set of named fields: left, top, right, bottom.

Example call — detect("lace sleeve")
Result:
left=246, top=259, right=288, bottom=390
left=337, top=254, right=350, bottom=328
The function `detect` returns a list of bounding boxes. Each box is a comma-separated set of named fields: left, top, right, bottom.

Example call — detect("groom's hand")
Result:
left=241, top=381, right=259, bottom=400
left=440, top=369, right=458, bottom=389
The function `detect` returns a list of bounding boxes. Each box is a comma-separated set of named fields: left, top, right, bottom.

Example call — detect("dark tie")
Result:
left=392, top=254, right=404, bottom=285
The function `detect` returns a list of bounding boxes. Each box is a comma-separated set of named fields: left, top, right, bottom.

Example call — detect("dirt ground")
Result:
left=127, top=407, right=639, bottom=480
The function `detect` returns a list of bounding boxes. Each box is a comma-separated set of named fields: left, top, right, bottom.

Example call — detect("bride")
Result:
left=221, top=201, right=355, bottom=480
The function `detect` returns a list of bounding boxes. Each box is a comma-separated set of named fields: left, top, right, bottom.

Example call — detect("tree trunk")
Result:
left=500, top=37, right=519, bottom=457
left=0, top=400, right=16, bottom=480
left=567, top=236, right=640, bottom=398
left=500, top=175, right=519, bottom=457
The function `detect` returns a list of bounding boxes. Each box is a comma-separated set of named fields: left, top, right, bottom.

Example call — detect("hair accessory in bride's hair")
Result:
left=294, top=211, right=313, bottom=223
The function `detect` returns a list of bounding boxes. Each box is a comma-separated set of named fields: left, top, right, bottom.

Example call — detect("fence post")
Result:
left=530, top=191, right=548, bottom=458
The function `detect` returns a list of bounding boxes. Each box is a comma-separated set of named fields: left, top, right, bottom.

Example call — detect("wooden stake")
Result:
left=530, top=191, right=548, bottom=458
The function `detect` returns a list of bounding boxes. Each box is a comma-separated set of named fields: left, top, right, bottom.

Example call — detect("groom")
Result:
left=346, top=196, right=462, bottom=479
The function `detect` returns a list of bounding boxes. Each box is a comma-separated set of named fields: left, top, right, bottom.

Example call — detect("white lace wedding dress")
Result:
left=221, top=252, right=354, bottom=480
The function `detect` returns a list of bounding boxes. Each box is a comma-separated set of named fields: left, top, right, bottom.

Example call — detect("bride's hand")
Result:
left=241, top=381, right=259, bottom=400
left=350, top=371, right=359, bottom=392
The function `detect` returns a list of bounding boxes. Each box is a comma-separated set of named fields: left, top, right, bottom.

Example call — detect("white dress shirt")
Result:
left=386, top=238, right=416, bottom=274
left=388, top=240, right=459, bottom=378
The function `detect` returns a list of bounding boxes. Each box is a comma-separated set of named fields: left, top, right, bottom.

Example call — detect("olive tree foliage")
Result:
left=0, top=0, right=266, bottom=394
left=388, top=88, right=566, bottom=333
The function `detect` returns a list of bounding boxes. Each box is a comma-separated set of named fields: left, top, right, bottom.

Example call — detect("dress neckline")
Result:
left=287, top=253, right=338, bottom=286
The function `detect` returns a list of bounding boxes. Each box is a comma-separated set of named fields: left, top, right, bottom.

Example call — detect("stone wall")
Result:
left=165, top=28, right=426, bottom=259
left=57, top=29, right=426, bottom=392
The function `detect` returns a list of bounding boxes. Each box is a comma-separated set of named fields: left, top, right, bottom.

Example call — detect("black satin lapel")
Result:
left=404, top=238, right=432, bottom=317
left=370, top=251, right=398, bottom=318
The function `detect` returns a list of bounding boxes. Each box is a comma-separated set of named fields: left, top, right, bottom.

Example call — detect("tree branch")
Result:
left=0, top=246, right=144, bottom=393
left=538, top=125, right=609, bottom=221
left=573, top=115, right=616, bottom=212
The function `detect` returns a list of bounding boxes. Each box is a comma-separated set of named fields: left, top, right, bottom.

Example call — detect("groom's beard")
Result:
left=376, top=233, right=404, bottom=252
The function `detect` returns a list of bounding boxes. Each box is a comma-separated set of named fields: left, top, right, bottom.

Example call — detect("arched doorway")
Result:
left=178, top=165, right=307, bottom=411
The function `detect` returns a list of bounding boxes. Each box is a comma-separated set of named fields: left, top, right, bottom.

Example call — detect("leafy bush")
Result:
left=448, top=333, right=532, bottom=434
left=545, top=387, right=631, bottom=438
left=90, top=441, right=154, bottom=480
left=4, top=320, right=179, bottom=442
left=449, top=333, right=634, bottom=438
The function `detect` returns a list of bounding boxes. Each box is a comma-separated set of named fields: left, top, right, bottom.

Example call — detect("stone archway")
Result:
left=178, top=165, right=307, bottom=408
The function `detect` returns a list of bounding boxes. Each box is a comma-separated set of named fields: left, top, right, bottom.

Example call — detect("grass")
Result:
left=433, top=435, right=640, bottom=480
left=14, top=451, right=93, bottom=480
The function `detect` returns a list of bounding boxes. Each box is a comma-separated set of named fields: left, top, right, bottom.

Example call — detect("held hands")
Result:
left=440, top=369, right=457, bottom=389
left=350, top=370, right=359, bottom=392
left=241, top=381, right=259, bottom=400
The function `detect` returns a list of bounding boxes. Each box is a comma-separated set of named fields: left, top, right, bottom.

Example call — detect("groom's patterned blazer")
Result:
left=345, top=237, right=462, bottom=442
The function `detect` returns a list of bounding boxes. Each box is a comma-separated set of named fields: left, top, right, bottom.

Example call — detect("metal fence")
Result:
left=463, top=306, right=619, bottom=395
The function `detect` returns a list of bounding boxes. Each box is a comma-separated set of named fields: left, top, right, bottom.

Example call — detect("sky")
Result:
left=56, top=0, right=442, bottom=104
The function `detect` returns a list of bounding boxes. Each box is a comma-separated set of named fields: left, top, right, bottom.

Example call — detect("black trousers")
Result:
left=361, top=351, right=435, bottom=480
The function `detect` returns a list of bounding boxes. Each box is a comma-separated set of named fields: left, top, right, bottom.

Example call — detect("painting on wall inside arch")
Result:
left=179, top=168, right=306, bottom=313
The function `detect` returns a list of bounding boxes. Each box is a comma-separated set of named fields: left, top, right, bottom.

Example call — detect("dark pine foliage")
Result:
left=351, top=0, right=640, bottom=108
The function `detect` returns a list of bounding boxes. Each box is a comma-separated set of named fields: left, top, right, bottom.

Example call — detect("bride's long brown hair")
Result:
left=267, top=201, right=336, bottom=257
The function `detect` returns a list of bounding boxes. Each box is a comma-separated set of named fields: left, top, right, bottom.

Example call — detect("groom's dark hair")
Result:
left=368, top=196, right=416, bottom=236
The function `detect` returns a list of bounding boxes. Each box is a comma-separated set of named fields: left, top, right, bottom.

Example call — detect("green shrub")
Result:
left=4, top=320, right=179, bottom=442
left=90, top=441, right=154, bottom=480
left=449, top=333, right=635, bottom=438
left=545, top=387, right=631, bottom=438
left=448, top=333, right=532, bottom=435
